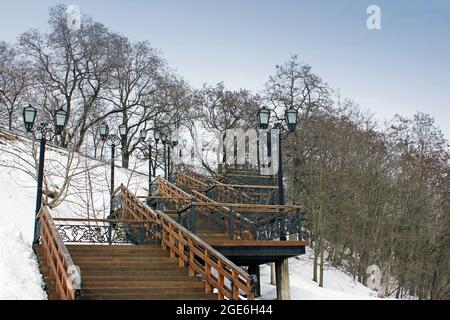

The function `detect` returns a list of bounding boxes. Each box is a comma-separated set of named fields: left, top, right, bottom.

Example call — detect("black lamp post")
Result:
left=160, top=132, right=168, bottom=179
left=257, top=106, right=298, bottom=240
left=99, top=122, right=127, bottom=217
left=167, top=137, right=178, bottom=178
left=139, top=129, right=158, bottom=196
left=23, top=104, right=68, bottom=244
left=153, top=130, right=161, bottom=177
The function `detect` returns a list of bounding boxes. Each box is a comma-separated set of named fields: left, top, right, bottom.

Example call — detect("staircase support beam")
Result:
left=275, top=258, right=290, bottom=300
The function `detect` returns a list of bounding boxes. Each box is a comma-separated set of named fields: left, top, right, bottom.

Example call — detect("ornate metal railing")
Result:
left=179, top=204, right=302, bottom=241
left=181, top=191, right=303, bottom=241
left=252, top=209, right=302, bottom=241
left=53, top=218, right=160, bottom=245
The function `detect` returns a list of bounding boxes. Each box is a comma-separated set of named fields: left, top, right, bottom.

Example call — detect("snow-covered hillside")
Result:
left=259, top=247, right=381, bottom=300
left=0, top=129, right=386, bottom=300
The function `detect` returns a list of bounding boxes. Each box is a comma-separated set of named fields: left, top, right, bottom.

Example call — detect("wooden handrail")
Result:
left=175, top=171, right=209, bottom=191
left=218, top=184, right=279, bottom=190
left=181, top=167, right=219, bottom=185
left=137, top=196, right=192, bottom=200
left=206, top=182, right=255, bottom=202
left=117, top=185, right=158, bottom=222
left=38, top=207, right=82, bottom=300
left=118, top=184, right=255, bottom=300
left=157, top=210, right=254, bottom=300
left=153, top=176, right=193, bottom=206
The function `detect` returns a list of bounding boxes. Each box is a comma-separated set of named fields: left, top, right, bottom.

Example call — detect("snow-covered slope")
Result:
left=0, top=226, right=47, bottom=299
left=0, top=129, right=386, bottom=300
left=259, top=247, right=381, bottom=300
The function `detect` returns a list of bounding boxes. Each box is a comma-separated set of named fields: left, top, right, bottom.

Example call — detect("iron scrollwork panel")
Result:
left=253, top=211, right=302, bottom=241
left=56, top=222, right=159, bottom=245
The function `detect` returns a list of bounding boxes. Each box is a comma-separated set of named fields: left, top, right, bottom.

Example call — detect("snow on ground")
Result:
left=259, top=247, right=381, bottom=300
left=0, top=226, right=47, bottom=300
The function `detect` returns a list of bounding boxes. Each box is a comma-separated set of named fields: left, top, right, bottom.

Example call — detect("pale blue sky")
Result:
left=0, top=0, right=449, bottom=139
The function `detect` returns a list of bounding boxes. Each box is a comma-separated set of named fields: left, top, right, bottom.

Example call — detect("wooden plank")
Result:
left=220, top=184, right=279, bottom=189
left=207, top=240, right=309, bottom=247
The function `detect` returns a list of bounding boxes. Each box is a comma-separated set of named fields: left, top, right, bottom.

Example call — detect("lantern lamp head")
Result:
left=140, top=129, right=147, bottom=141
left=161, top=132, right=167, bottom=144
left=285, top=107, right=298, bottom=133
left=23, top=104, right=37, bottom=132
left=257, top=106, right=270, bottom=129
left=154, top=130, right=161, bottom=143
left=99, top=123, right=109, bottom=141
left=54, top=108, right=68, bottom=135
left=119, top=124, right=127, bottom=139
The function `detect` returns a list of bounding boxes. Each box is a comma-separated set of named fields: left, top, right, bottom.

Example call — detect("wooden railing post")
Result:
left=232, top=270, right=240, bottom=300
left=160, top=220, right=167, bottom=252
left=178, top=229, right=185, bottom=267
left=188, top=237, right=194, bottom=277
left=204, top=250, right=212, bottom=293
left=169, top=223, right=175, bottom=258
left=218, top=260, right=225, bottom=300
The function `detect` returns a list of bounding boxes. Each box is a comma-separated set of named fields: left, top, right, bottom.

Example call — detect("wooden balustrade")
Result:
left=175, top=171, right=209, bottom=191
left=118, top=185, right=158, bottom=221
left=158, top=211, right=254, bottom=300
left=153, top=176, right=193, bottom=207
left=181, top=167, right=220, bottom=185
left=118, top=184, right=255, bottom=300
left=207, top=182, right=255, bottom=204
left=38, top=206, right=81, bottom=300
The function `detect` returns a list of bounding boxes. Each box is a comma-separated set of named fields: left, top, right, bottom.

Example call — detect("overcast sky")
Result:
left=0, top=0, right=449, bottom=139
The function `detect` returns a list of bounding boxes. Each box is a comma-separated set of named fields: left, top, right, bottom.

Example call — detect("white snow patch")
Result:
left=0, top=226, right=47, bottom=300
left=258, top=247, right=383, bottom=300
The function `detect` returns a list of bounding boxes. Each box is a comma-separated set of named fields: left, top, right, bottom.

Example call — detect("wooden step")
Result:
left=66, top=245, right=161, bottom=252
left=59, top=265, right=184, bottom=272
left=36, top=243, right=216, bottom=300
left=78, top=280, right=203, bottom=289
left=80, top=275, right=193, bottom=283
left=46, top=288, right=215, bottom=300
left=72, top=256, right=172, bottom=263
left=80, top=292, right=217, bottom=300
left=68, top=251, right=169, bottom=258
left=74, top=270, right=189, bottom=277
left=72, top=261, right=178, bottom=268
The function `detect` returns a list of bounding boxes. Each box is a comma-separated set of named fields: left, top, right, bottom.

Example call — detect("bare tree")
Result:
left=0, top=42, right=31, bottom=130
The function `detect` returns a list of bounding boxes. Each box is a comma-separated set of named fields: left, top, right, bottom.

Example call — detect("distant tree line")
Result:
left=268, top=57, right=449, bottom=299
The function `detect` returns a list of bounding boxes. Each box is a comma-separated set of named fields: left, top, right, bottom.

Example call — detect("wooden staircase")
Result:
left=36, top=244, right=217, bottom=300
left=34, top=189, right=255, bottom=300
